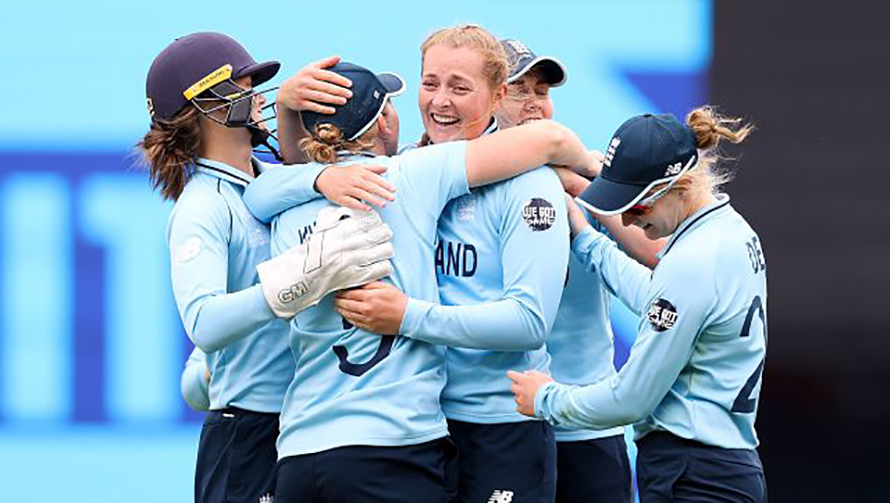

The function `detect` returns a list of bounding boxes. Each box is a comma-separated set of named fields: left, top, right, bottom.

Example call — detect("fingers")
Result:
left=308, top=64, right=353, bottom=90
left=362, top=170, right=397, bottom=197
left=299, top=87, right=349, bottom=107
left=362, top=280, right=391, bottom=290
left=341, top=186, right=388, bottom=210
left=333, top=196, right=373, bottom=213
left=362, top=164, right=389, bottom=176
left=506, top=370, right=525, bottom=382
left=333, top=296, right=366, bottom=314
left=335, top=287, right=369, bottom=302
left=312, top=55, right=341, bottom=70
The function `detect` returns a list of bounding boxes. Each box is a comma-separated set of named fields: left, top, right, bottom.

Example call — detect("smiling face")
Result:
left=497, top=68, right=554, bottom=128
left=419, top=45, right=505, bottom=143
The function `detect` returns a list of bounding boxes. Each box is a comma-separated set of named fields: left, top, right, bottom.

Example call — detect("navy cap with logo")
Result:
left=500, top=39, right=567, bottom=87
left=146, top=32, right=280, bottom=121
left=302, top=62, right=405, bottom=141
left=577, top=113, right=699, bottom=216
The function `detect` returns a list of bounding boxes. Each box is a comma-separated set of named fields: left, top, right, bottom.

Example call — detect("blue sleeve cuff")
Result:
left=399, top=297, right=434, bottom=336
left=571, top=225, right=604, bottom=255
left=535, top=380, right=560, bottom=421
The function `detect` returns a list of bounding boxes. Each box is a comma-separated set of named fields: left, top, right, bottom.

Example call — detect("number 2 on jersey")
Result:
left=732, top=296, right=767, bottom=413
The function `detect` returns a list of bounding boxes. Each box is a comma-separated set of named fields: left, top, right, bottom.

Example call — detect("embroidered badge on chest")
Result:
left=522, top=198, right=556, bottom=231
left=647, top=298, right=678, bottom=332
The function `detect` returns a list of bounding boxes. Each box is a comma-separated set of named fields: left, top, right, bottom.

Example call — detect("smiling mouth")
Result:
left=431, top=113, right=460, bottom=126
left=519, top=117, right=543, bottom=126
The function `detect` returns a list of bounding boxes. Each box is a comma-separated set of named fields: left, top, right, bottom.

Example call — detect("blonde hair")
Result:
left=136, top=106, right=202, bottom=201
left=300, top=123, right=379, bottom=164
left=673, top=105, right=754, bottom=196
left=418, top=24, right=509, bottom=146
left=421, top=23, right=509, bottom=91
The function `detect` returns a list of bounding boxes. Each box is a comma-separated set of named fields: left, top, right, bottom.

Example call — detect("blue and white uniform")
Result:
left=241, top=143, right=470, bottom=458
left=168, top=157, right=292, bottom=503
left=395, top=123, right=567, bottom=502
left=168, top=157, right=293, bottom=412
left=547, top=215, right=624, bottom=442
left=548, top=215, right=632, bottom=502
left=536, top=195, right=768, bottom=450
left=432, top=168, right=568, bottom=422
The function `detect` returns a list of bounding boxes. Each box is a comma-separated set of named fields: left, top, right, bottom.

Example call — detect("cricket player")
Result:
left=510, top=110, right=768, bottom=502
left=239, top=61, right=595, bottom=503
left=140, top=33, right=394, bottom=503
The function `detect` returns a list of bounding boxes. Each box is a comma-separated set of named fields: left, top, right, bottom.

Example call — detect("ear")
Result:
left=672, top=175, right=697, bottom=199
left=491, top=82, right=508, bottom=109
left=377, top=113, right=392, bottom=141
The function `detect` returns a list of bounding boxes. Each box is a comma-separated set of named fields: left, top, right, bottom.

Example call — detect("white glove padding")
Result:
left=257, top=207, right=395, bottom=319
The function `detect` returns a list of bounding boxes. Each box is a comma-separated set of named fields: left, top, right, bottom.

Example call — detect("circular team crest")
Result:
left=522, top=198, right=556, bottom=231
left=647, top=298, right=679, bottom=332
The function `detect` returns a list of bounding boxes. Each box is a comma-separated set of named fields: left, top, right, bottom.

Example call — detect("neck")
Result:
left=199, top=121, right=254, bottom=176
left=681, top=189, right=718, bottom=222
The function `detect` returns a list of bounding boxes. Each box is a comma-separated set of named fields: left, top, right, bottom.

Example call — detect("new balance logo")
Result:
left=488, top=490, right=514, bottom=503
left=664, top=161, right=683, bottom=176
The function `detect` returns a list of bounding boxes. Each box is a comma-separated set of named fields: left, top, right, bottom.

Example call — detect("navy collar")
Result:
left=194, top=157, right=265, bottom=188
left=658, top=194, right=732, bottom=259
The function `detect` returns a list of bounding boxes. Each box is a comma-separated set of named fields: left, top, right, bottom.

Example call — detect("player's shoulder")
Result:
left=494, top=167, right=563, bottom=207
left=169, top=175, right=231, bottom=228
left=512, top=166, right=560, bottom=184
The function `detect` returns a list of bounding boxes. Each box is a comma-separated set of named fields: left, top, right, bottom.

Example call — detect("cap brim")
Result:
left=377, top=72, right=406, bottom=97
left=236, top=60, right=281, bottom=87
left=508, top=56, right=567, bottom=87
left=576, top=176, right=650, bottom=216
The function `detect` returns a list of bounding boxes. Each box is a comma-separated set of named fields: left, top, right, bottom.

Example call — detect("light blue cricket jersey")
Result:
left=433, top=168, right=569, bottom=424
left=536, top=195, right=768, bottom=449
left=242, top=143, right=470, bottom=458
left=167, top=158, right=293, bottom=413
left=546, top=215, right=625, bottom=442
left=181, top=347, right=210, bottom=411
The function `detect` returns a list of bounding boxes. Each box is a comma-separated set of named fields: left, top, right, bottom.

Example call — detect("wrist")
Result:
left=313, top=166, right=331, bottom=195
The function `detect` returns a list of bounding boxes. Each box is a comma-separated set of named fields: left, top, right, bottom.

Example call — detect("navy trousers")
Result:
left=555, top=435, right=632, bottom=503
left=636, top=431, right=767, bottom=503
left=195, top=408, right=279, bottom=503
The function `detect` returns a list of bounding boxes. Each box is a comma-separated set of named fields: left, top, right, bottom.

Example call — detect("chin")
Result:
left=643, top=225, right=666, bottom=240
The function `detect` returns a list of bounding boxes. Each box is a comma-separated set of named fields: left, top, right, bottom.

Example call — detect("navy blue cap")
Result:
left=577, top=113, right=699, bottom=215
left=501, top=39, right=567, bottom=87
left=302, top=62, right=405, bottom=141
left=146, top=32, right=280, bottom=121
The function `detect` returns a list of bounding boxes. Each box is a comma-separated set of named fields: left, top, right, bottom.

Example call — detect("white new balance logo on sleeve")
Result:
left=488, top=490, right=514, bottom=503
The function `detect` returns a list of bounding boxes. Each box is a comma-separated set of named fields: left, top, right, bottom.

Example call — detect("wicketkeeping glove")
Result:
left=257, top=207, right=395, bottom=319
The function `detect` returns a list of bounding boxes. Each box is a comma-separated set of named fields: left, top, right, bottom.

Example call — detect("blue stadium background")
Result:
left=0, top=2, right=711, bottom=501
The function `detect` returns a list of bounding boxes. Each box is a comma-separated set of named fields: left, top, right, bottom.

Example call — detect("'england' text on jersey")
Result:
left=435, top=240, right=477, bottom=277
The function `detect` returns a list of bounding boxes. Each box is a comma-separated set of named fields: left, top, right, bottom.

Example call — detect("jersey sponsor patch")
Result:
left=175, top=237, right=202, bottom=264
left=522, top=198, right=556, bottom=231
left=647, top=298, right=678, bottom=332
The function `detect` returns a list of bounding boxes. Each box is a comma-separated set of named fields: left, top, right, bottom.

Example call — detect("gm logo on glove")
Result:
left=279, top=281, right=310, bottom=303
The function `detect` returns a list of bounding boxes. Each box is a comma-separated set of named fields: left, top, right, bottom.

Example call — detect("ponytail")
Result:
left=673, top=106, right=754, bottom=196
left=300, top=123, right=379, bottom=164
left=687, top=106, right=753, bottom=150
left=137, top=107, right=201, bottom=201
